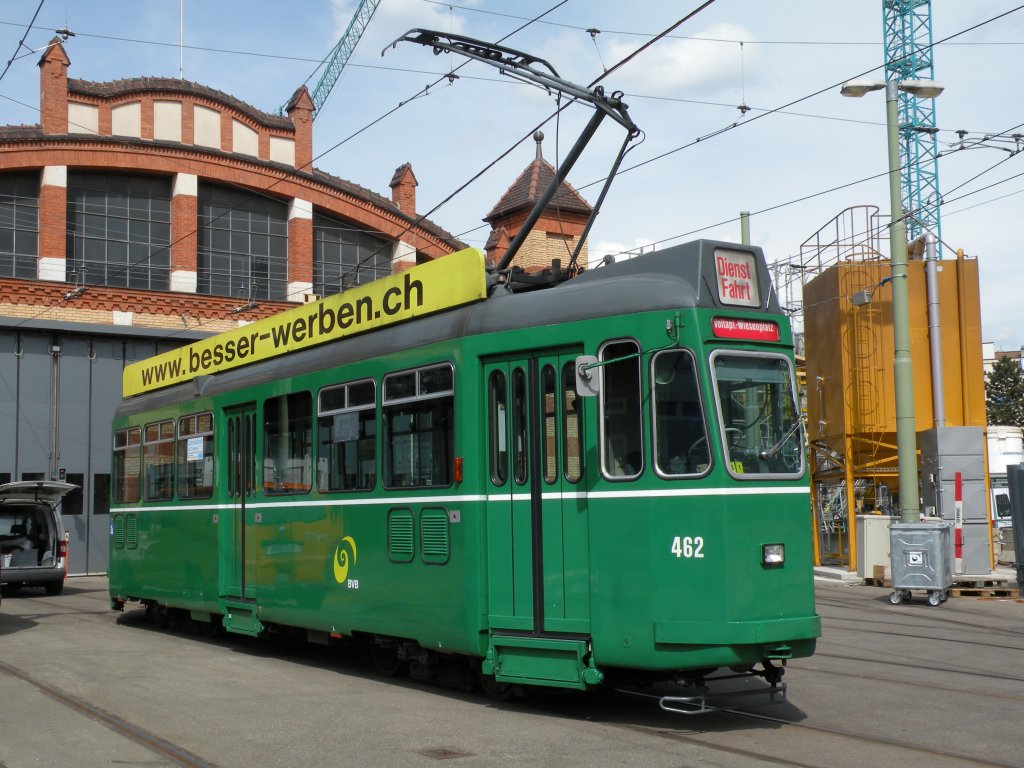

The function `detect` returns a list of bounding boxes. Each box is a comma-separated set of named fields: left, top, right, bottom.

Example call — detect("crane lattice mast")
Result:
left=883, top=0, right=942, bottom=254
left=280, top=0, right=381, bottom=117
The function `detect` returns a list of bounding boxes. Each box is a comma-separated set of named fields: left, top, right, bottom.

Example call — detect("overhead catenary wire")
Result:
left=577, top=4, right=1024, bottom=256
left=418, top=0, right=1024, bottom=47
left=0, top=0, right=575, bottom=341
left=0, top=0, right=45, bottom=85
left=1, top=3, right=1022, bottom=340
left=5, top=7, right=1023, bottom=57
left=601, top=132, right=1024, bottom=261
left=335, top=1, right=720, bottom=283
left=578, top=2, right=1024, bottom=198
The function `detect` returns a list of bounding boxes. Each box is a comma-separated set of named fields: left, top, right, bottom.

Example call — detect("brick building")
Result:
left=484, top=131, right=592, bottom=272
left=0, top=38, right=461, bottom=573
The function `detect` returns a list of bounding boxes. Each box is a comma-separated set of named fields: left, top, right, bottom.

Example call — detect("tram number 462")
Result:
left=670, top=536, right=705, bottom=559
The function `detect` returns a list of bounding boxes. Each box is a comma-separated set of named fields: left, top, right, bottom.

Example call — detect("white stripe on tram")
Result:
left=115, top=486, right=809, bottom=514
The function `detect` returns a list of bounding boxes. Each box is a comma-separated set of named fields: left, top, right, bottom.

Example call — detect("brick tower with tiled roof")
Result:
left=484, top=131, right=591, bottom=271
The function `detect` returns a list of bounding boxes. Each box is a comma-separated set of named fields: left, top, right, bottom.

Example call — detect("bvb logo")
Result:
left=332, top=536, right=358, bottom=584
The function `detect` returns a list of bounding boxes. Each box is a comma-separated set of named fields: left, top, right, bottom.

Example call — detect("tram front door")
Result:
left=483, top=353, right=590, bottom=637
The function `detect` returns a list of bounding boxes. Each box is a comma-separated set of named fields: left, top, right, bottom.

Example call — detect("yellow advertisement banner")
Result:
left=123, top=248, right=487, bottom=398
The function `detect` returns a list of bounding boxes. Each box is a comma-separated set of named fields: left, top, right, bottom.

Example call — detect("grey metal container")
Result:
left=888, top=521, right=953, bottom=606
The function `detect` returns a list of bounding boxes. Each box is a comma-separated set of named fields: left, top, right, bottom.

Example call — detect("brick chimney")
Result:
left=285, top=85, right=314, bottom=171
left=484, top=226, right=509, bottom=267
left=38, top=37, right=70, bottom=134
left=390, top=163, right=417, bottom=217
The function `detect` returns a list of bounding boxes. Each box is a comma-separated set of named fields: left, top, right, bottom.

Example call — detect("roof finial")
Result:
left=534, top=130, right=544, bottom=161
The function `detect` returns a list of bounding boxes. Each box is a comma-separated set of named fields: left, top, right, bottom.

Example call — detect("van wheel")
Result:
left=44, top=580, right=64, bottom=596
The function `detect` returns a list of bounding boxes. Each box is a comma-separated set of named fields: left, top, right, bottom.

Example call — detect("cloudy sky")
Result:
left=3, top=1, right=1023, bottom=349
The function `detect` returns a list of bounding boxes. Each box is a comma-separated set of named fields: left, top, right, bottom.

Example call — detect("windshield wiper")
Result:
left=759, top=419, right=803, bottom=460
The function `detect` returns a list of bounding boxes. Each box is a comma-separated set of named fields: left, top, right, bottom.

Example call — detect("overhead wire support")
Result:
left=387, top=29, right=640, bottom=273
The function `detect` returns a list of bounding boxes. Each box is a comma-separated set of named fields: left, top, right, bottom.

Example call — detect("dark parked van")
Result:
left=0, top=482, right=76, bottom=595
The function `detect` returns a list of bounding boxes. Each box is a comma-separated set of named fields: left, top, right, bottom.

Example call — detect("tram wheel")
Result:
left=370, top=643, right=407, bottom=677
left=477, top=671, right=518, bottom=701
left=145, top=602, right=170, bottom=627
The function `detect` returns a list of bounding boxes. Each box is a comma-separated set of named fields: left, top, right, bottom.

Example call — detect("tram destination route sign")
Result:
left=123, top=248, right=488, bottom=398
left=713, top=248, right=761, bottom=307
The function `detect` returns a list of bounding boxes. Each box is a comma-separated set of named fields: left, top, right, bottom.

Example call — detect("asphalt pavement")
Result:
left=1, top=576, right=1022, bottom=768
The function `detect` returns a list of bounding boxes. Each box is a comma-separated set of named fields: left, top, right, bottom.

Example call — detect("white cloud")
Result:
left=598, top=24, right=758, bottom=97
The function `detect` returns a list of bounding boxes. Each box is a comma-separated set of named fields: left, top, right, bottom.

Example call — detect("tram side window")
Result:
left=542, top=365, right=557, bottom=484
left=264, top=393, right=313, bottom=494
left=178, top=413, right=214, bottom=498
left=383, top=363, right=454, bottom=488
left=652, top=350, right=709, bottom=476
left=512, top=367, right=528, bottom=486
left=318, top=379, right=376, bottom=492
left=142, top=420, right=175, bottom=500
left=488, top=370, right=508, bottom=485
left=113, top=427, right=141, bottom=503
left=601, top=340, right=643, bottom=479
left=562, top=362, right=583, bottom=483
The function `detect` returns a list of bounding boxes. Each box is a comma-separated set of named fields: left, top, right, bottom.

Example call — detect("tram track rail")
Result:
left=607, top=690, right=1018, bottom=768
left=0, top=659, right=218, bottom=768
left=710, top=707, right=1021, bottom=768
left=790, top=656, right=1024, bottom=703
left=817, top=620, right=1024, bottom=654
left=814, top=594, right=1024, bottom=638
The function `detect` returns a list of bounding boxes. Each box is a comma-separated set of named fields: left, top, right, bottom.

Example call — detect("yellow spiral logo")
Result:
left=332, top=536, right=357, bottom=584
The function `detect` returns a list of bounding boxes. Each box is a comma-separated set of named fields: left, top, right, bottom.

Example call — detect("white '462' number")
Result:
left=671, top=536, right=705, bottom=559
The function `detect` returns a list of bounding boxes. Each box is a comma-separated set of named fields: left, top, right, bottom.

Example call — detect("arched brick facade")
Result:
left=1, top=37, right=461, bottom=331
left=0, top=39, right=466, bottom=575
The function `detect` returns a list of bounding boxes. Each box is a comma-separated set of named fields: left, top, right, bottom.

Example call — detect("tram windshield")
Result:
left=710, top=352, right=804, bottom=478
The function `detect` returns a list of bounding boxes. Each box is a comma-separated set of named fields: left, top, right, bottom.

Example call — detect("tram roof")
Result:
left=117, top=239, right=778, bottom=414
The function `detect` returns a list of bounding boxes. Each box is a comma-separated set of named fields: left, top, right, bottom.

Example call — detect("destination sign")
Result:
left=711, top=317, right=781, bottom=342
left=714, top=248, right=761, bottom=307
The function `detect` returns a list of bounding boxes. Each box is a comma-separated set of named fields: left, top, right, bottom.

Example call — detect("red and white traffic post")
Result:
left=954, top=471, right=964, bottom=575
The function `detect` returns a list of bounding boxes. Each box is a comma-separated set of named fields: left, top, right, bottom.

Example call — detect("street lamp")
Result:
left=841, top=77, right=944, bottom=524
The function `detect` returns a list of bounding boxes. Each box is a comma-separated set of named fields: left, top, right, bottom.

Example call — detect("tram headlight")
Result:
left=761, top=543, right=785, bottom=568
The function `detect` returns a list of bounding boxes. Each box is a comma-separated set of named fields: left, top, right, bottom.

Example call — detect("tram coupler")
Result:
left=619, top=662, right=788, bottom=716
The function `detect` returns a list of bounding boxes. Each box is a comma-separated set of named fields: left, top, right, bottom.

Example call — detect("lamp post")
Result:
left=840, top=78, right=944, bottom=524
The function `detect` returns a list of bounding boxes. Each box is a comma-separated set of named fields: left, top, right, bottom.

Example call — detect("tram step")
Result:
left=483, top=635, right=602, bottom=690
left=221, top=600, right=263, bottom=637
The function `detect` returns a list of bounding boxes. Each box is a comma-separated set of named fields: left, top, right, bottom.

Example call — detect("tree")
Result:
left=985, top=356, right=1024, bottom=426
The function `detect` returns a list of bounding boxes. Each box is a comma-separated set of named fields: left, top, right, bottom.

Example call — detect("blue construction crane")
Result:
left=883, top=0, right=942, bottom=254
left=282, top=0, right=381, bottom=117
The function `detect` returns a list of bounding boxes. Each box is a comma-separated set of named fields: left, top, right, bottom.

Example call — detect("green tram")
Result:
left=109, top=240, right=820, bottom=710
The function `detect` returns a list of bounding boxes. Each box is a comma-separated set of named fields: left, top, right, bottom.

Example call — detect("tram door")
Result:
left=221, top=403, right=257, bottom=599
left=484, top=353, right=590, bottom=636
